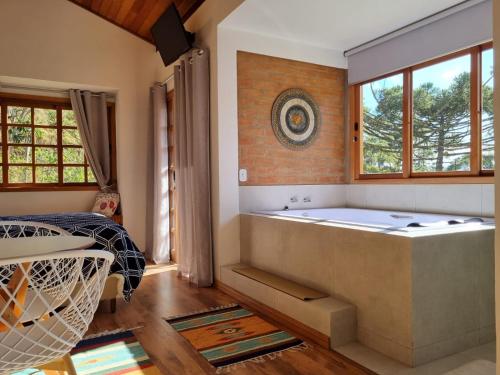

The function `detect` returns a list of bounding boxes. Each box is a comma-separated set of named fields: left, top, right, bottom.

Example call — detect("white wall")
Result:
left=347, top=184, right=494, bottom=217
left=0, top=0, right=158, bottom=251
left=239, top=185, right=347, bottom=212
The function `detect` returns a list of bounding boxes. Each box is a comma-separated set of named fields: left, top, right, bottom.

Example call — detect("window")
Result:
left=412, top=54, right=471, bottom=173
left=360, top=74, right=404, bottom=174
left=0, top=94, right=114, bottom=190
left=481, top=48, right=494, bottom=170
left=352, top=42, right=494, bottom=180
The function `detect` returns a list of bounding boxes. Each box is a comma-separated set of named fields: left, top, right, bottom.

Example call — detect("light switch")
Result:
left=239, top=168, right=248, bottom=182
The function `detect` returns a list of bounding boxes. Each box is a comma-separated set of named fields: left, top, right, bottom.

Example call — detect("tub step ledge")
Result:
left=221, top=264, right=357, bottom=349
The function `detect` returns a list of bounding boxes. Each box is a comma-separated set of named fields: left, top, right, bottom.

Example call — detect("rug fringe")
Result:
left=164, top=303, right=240, bottom=321
left=83, top=326, right=143, bottom=340
left=215, top=341, right=311, bottom=373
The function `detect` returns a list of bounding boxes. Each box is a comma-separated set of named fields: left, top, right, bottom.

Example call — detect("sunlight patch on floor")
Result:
left=144, top=263, right=178, bottom=276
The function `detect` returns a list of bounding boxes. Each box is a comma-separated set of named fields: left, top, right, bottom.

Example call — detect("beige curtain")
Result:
left=69, top=90, right=111, bottom=191
left=149, top=85, right=170, bottom=264
left=174, top=48, right=212, bottom=287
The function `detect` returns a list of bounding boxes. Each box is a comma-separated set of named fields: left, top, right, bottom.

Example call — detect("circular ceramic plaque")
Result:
left=271, top=88, right=321, bottom=149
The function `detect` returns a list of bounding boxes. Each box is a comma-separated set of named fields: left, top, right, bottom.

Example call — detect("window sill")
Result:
left=351, top=176, right=494, bottom=184
left=0, top=185, right=100, bottom=192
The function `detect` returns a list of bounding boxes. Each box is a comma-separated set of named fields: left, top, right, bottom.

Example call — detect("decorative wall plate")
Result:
left=271, top=88, right=321, bottom=149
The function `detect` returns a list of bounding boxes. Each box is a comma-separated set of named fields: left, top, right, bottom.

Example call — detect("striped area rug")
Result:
left=70, top=330, right=161, bottom=374
left=165, top=304, right=308, bottom=372
left=13, top=329, right=161, bottom=375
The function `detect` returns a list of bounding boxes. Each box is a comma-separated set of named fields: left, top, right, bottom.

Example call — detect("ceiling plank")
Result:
left=67, top=0, right=205, bottom=44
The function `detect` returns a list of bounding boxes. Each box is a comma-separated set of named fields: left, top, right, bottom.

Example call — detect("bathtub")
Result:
left=239, top=208, right=495, bottom=366
left=258, top=207, right=493, bottom=231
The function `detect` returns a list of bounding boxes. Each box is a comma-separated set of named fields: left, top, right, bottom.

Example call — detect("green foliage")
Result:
left=62, top=110, right=76, bottom=126
left=35, top=128, right=57, bottom=145
left=64, top=167, right=85, bottom=183
left=63, top=148, right=85, bottom=164
left=62, top=129, right=81, bottom=145
left=36, top=166, right=58, bottom=183
left=34, top=108, right=56, bottom=126
left=2, top=107, right=90, bottom=184
left=7, top=106, right=30, bottom=124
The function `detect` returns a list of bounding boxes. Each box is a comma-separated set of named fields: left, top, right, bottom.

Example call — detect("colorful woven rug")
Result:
left=165, top=304, right=308, bottom=372
left=13, top=329, right=161, bottom=375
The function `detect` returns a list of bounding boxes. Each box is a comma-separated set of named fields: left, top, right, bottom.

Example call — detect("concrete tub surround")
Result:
left=236, top=210, right=495, bottom=366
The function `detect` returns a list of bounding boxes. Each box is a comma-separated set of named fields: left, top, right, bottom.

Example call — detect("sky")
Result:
left=363, top=49, right=494, bottom=111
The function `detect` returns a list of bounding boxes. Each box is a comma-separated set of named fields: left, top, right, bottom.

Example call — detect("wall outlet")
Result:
left=239, top=168, right=248, bottom=182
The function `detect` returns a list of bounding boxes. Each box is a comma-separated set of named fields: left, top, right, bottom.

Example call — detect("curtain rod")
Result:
left=162, top=74, right=174, bottom=85
left=160, top=48, right=206, bottom=85
left=0, top=83, right=115, bottom=98
left=344, top=0, right=487, bottom=57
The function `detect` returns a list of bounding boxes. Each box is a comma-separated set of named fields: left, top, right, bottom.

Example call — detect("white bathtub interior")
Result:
left=257, top=207, right=494, bottom=231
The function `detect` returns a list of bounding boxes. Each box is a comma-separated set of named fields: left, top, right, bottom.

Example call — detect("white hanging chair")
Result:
left=0, top=221, right=71, bottom=238
left=0, top=221, right=114, bottom=374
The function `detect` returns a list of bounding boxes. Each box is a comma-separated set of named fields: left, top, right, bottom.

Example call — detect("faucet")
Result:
left=303, top=196, right=311, bottom=203
left=290, top=195, right=298, bottom=203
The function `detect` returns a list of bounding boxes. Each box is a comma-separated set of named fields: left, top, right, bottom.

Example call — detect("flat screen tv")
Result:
left=151, top=5, right=194, bottom=66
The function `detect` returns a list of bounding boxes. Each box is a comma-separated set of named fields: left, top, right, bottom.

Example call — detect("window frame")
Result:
left=351, top=41, right=493, bottom=183
left=0, top=92, right=116, bottom=191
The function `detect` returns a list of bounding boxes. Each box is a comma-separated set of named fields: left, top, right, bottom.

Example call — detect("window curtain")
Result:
left=174, top=48, right=212, bottom=287
left=149, top=85, right=170, bottom=264
left=69, top=90, right=111, bottom=191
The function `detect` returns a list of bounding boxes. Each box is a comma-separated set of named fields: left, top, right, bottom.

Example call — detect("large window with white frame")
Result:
left=352, top=42, right=493, bottom=180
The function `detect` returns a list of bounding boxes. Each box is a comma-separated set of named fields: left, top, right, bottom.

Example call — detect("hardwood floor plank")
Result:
left=89, top=271, right=373, bottom=374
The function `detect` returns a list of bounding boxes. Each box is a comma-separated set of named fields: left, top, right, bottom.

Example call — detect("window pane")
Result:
left=62, top=129, right=81, bottom=145
left=8, top=127, right=32, bottom=144
left=9, top=166, right=32, bottom=183
left=412, top=54, right=471, bottom=172
left=8, top=146, right=32, bottom=163
left=34, top=128, right=57, bottom=145
left=35, top=147, right=58, bottom=164
left=361, top=74, right=404, bottom=173
left=63, top=148, right=84, bottom=164
left=481, top=49, right=494, bottom=170
left=34, top=108, right=56, bottom=126
left=62, top=110, right=76, bottom=126
left=63, top=166, right=85, bottom=183
left=88, top=168, right=96, bottom=183
left=35, top=166, right=58, bottom=183
left=7, top=106, right=31, bottom=124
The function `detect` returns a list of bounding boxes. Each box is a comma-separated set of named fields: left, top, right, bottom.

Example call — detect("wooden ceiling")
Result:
left=68, top=0, right=205, bottom=44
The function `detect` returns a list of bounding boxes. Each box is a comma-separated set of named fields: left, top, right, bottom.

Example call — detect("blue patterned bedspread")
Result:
left=0, top=212, right=146, bottom=301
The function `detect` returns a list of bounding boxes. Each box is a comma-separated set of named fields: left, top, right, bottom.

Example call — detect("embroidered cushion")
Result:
left=92, top=192, right=120, bottom=217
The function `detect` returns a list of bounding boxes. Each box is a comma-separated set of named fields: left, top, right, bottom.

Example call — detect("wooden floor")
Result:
left=89, top=270, right=374, bottom=375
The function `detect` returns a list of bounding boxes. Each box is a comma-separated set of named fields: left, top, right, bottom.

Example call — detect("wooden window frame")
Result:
left=0, top=93, right=117, bottom=192
left=350, top=41, right=494, bottom=183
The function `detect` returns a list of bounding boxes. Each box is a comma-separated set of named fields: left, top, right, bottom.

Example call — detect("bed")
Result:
left=0, top=212, right=146, bottom=309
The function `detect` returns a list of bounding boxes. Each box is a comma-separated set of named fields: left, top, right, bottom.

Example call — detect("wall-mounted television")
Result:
left=151, top=5, right=195, bottom=66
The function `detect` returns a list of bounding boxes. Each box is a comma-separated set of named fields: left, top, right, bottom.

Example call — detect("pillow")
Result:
left=92, top=192, right=120, bottom=217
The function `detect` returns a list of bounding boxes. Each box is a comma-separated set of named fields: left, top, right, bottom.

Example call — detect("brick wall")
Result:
left=237, top=51, right=346, bottom=185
